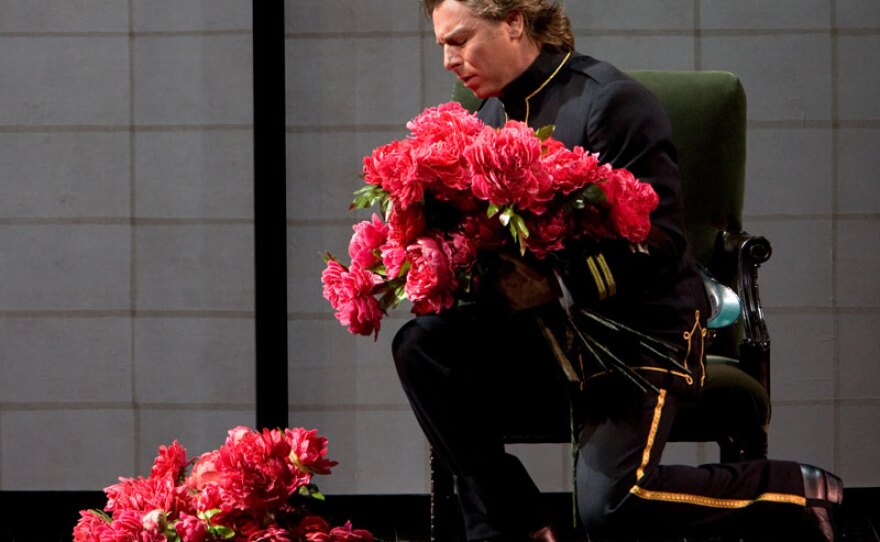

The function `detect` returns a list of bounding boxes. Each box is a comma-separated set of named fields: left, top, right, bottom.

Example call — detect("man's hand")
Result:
left=494, top=253, right=560, bottom=311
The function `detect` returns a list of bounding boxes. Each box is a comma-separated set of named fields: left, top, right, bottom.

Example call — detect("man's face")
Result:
left=432, top=0, right=525, bottom=99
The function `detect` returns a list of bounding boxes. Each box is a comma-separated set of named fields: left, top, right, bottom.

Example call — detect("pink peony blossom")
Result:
left=465, top=120, right=553, bottom=213
left=406, top=102, right=484, bottom=197
left=348, top=214, right=388, bottom=269
left=187, top=450, right=221, bottom=492
left=380, top=241, right=409, bottom=279
left=405, top=235, right=457, bottom=315
left=286, top=427, right=338, bottom=476
left=321, top=261, right=384, bottom=338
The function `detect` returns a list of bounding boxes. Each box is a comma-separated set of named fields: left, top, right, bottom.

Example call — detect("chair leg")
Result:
left=430, top=446, right=462, bottom=542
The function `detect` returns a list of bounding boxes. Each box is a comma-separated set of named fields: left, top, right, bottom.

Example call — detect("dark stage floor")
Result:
left=0, top=489, right=876, bottom=541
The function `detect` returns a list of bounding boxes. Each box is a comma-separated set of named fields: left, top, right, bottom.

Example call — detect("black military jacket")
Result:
left=478, top=49, right=710, bottom=395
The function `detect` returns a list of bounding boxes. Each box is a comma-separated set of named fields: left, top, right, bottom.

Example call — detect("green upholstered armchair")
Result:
left=429, top=72, right=773, bottom=542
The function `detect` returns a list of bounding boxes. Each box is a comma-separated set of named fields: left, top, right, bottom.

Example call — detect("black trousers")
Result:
left=392, top=309, right=810, bottom=541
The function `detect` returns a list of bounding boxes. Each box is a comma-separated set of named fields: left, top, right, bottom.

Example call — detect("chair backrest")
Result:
left=626, top=71, right=747, bottom=266
left=451, top=71, right=747, bottom=267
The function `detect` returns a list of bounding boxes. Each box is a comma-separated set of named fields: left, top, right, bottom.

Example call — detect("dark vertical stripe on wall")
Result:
left=253, top=0, right=289, bottom=430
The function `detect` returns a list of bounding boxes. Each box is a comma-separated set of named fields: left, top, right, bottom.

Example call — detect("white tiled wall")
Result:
left=0, top=1, right=254, bottom=489
left=286, top=0, right=880, bottom=494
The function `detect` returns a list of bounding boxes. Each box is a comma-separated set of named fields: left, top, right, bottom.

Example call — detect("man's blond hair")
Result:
left=423, top=0, right=574, bottom=53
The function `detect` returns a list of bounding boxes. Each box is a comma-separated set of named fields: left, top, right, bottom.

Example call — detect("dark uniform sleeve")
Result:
left=563, top=78, right=690, bottom=304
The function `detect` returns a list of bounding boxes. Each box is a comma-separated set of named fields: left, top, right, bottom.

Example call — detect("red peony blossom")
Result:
left=405, top=235, right=458, bottom=315
left=210, top=427, right=300, bottom=517
left=328, top=521, right=376, bottom=542
left=104, top=472, right=193, bottom=520
left=362, top=139, right=424, bottom=210
left=541, top=139, right=609, bottom=196
left=248, top=526, right=296, bottom=542
left=109, top=509, right=167, bottom=542
left=175, top=513, right=208, bottom=542
left=348, top=214, right=388, bottom=269
left=603, top=168, right=659, bottom=242
left=523, top=206, right=570, bottom=260
left=386, top=203, right=425, bottom=246
left=75, top=426, right=372, bottom=542
left=151, top=440, right=189, bottom=481
left=466, top=120, right=553, bottom=213
left=286, top=427, right=338, bottom=476
left=73, top=511, right=112, bottom=542
left=196, top=482, right=223, bottom=513
left=447, top=231, right=479, bottom=271
left=298, top=515, right=332, bottom=541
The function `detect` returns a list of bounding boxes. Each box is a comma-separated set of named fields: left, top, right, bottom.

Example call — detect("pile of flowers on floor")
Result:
left=321, top=102, right=657, bottom=338
left=73, top=425, right=374, bottom=542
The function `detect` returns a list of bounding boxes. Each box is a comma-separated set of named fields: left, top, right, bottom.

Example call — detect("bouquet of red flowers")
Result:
left=321, top=102, right=658, bottom=339
left=73, top=426, right=373, bottom=542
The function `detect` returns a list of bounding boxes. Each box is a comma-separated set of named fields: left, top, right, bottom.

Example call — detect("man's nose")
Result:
left=443, top=46, right=461, bottom=71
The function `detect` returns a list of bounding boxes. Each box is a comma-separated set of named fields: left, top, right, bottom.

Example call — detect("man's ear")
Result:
left=505, top=11, right=525, bottom=39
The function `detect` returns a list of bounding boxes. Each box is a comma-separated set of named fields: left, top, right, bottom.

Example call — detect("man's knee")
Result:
left=577, top=464, right=634, bottom=535
left=392, top=315, right=454, bottom=379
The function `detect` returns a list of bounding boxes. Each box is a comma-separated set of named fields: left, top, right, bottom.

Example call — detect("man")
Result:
left=392, top=1, right=843, bottom=540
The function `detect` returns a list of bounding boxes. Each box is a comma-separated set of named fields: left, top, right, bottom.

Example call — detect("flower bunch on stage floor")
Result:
left=74, top=426, right=373, bottom=542
left=321, top=102, right=658, bottom=339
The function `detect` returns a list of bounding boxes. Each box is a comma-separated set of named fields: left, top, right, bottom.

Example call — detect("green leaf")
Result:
left=535, top=124, right=555, bottom=142
left=198, top=508, right=222, bottom=522
left=486, top=203, right=500, bottom=218
left=207, top=525, right=236, bottom=540
left=88, top=509, right=112, bottom=523
left=322, top=252, right=343, bottom=265
left=581, top=184, right=608, bottom=206
left=510, top=213, right=530, bottom=239
left=350, top=184, right=389, bottom=211
left=297, top=483, right=327, bottom=501
left=397, top=260, right=411, bottom=278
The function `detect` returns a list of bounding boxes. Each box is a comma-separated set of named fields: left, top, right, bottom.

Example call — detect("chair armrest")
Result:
left=717, top=230, right=773, bottom=393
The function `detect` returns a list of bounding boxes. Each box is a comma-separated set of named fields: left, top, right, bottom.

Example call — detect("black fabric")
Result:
left=393, top=309, right=570, bottom=540
left=577, top=382, right=806, bottom=540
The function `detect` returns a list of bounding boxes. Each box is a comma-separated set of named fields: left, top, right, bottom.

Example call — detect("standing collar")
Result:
left=499, top=48, right=573, bottom=122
